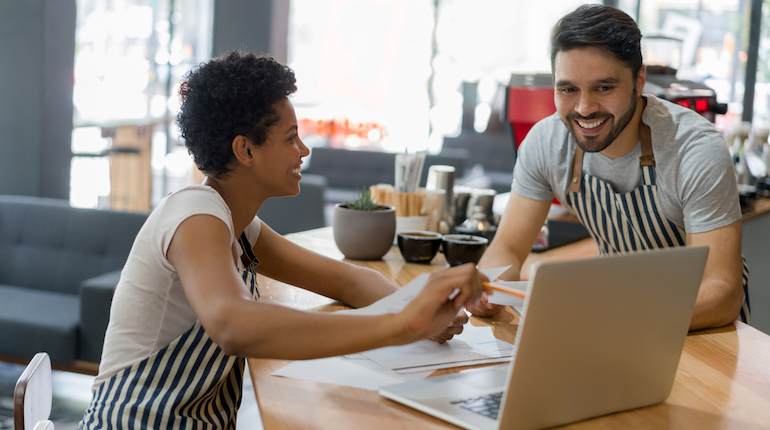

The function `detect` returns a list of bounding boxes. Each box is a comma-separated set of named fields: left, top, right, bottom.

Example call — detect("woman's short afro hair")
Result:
left=177, top=51, right=297, bottom=177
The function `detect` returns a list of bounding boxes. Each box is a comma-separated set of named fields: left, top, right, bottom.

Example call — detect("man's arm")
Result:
left=470, top=192, right=552, bottom=316
left=686, top=220, right=744, bottom=330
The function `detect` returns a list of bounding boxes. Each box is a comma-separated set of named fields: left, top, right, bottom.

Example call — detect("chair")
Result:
left=14, top=353, right=54, bottom=430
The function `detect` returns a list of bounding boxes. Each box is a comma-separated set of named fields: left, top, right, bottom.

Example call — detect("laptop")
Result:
left=379, top=246, right=708, bottom=430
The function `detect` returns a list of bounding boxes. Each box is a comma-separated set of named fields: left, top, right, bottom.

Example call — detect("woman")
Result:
left=79, top=51, right=486, bottom=429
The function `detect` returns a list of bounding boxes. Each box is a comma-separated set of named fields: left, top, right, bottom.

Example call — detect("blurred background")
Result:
left=3, top=0, right=769, bottom=210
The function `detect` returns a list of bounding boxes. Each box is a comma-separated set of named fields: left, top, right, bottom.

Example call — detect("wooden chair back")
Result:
left=13, top=352, right=54, bottom=430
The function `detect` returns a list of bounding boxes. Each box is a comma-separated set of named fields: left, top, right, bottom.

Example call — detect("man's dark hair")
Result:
left=550, top=4, right=643, bottom=78
left=177, top=51, right=297, bottom=177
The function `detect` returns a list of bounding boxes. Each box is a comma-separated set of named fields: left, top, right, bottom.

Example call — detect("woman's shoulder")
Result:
left=162, top=185, right=227, bottom=212
left=153, top=185, right=233, bottom=230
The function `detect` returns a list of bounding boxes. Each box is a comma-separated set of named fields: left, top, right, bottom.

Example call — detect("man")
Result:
left=471, top=4, right=749, bottom=331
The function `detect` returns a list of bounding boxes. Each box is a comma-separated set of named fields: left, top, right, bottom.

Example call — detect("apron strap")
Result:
left=639, top=123, right=655, bottom=167
left=569, top=146, right=584, bottom=193
left=238, top=232, right=259, bottom=269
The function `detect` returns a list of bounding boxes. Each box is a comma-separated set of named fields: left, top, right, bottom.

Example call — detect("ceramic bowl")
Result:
left=398, top=231, right=443, bottom=264
left=441, top=234, right=489, bottom=267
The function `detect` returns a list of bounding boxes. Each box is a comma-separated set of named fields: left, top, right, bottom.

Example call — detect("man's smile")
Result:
left=576, top=118, right=608, bottom=129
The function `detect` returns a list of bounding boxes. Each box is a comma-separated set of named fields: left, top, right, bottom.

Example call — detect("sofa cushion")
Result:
left=257, top=173, right=328, bottom=234
left=0, top=284, right=80, bottom=363
left=0, top=195, right=147, bottom=295
left=78, top=270, right=122, bottom=363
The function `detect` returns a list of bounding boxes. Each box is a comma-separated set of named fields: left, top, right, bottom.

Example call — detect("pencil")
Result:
left=483, top=282, right=527, bottom=299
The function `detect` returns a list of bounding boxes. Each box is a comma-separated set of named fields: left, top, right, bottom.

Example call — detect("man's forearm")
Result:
left=689, top=278, right=743, bottom=331
left=478, top=246, right=524, bottom=281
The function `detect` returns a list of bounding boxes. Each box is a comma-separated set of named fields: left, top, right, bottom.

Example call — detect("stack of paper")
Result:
left=271, top=267, right=515, bottom=391
left=486, top=281, right=528, bottom=314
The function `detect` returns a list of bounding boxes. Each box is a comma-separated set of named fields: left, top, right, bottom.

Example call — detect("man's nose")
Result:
left=575, top=92, right=598, bottom=117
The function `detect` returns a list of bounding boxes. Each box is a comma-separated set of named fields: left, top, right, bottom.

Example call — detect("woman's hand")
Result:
left=395, top=264, right=487, bottom=345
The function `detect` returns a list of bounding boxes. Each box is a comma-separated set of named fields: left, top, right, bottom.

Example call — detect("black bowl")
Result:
left=398, top=231, right=443, bottom=264
left=442, top=234, right=488, bottom=267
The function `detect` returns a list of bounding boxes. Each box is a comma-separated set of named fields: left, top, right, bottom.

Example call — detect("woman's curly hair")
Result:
left=177, top=51, right=297, bottom=177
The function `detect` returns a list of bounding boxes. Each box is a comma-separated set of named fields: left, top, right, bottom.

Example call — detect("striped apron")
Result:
left=564, top=123, right=750, bottom=323
left=79, top=233, right=261, bottom=429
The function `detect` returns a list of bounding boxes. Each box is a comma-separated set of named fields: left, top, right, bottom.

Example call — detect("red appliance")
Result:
left=506, top=74, right=556, bottom=149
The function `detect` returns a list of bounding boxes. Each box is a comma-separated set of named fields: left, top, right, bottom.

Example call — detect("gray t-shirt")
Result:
left=512, top=95, right=741, bottom=234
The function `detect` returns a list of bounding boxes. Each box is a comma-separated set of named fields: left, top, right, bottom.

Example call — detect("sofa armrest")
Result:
left=78, top=270, right=122, bottom=363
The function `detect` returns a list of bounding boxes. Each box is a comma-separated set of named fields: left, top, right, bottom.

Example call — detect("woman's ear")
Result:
left=232, top=135, right=254, bottom=166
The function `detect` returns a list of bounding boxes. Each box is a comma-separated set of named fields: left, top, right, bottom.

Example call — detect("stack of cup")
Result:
left=424, top=165, right=456, bottom=234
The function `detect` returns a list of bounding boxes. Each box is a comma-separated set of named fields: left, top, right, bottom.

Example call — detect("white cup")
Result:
left=394, top=215, right=429, bottom=245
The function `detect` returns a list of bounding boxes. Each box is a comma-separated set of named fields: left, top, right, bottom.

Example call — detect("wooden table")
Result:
left=247, top=227, right=770, bottom=429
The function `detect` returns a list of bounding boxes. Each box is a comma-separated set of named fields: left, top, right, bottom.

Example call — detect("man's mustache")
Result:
left=566, top=113, right=611, bottom=121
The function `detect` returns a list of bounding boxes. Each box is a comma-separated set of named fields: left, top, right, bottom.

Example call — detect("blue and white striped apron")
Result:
left=564, top=123, right=750, bottom=323
left=79, top=233, right=261, bottom=429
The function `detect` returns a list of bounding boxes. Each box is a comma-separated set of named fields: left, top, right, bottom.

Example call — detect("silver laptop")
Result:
left=379, top=246, right=708, bottom=430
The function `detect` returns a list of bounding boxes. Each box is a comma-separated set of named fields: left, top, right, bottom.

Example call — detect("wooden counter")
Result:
left=247, top=227, right=770, bottom=429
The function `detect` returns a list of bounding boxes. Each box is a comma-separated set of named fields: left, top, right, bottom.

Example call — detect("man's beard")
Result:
left=566, top=92, right=638, bottom=153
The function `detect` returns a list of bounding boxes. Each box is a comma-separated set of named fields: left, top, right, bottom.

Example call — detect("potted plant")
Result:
left=333, top=189, right=396, bottom=260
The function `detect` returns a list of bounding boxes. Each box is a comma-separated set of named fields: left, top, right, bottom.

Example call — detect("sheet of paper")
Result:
left=271, top=355, right=433, bottom=391
left=340, top=273, right=430, bottom=316
left=359, top=324, right=513, bottom=373
left=487, top=281, right=528, bottom=314
left=340, top=266, right=513, bottom=317
left=480, top=265, right=511, bottom=281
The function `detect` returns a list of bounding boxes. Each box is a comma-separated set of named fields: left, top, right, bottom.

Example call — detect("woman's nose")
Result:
left=299, top=136, right=310, bottom=157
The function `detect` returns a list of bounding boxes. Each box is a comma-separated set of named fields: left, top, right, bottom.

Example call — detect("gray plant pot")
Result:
left=333, top=203, right=396, bottom=260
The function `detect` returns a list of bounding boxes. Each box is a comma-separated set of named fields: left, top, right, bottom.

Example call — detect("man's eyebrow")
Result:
left=595, top=77, right=622, bottom=84
left=555, top=77, right=622, bottom=87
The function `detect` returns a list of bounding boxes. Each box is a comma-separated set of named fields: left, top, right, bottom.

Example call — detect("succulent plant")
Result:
left=341, top=188, right=387, bottom=211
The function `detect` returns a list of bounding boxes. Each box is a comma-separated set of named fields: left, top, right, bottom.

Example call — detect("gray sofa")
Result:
left=257, top=173, right=329, bottom=234
left=0, top=195, right=147, bottom=373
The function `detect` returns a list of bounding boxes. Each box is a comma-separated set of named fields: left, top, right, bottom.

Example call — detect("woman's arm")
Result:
left=167, top=215, right=486, bottom=359
left=253, top=222, right=398, bottom=308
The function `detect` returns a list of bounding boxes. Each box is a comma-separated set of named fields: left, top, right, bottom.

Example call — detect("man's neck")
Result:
left=599, top=97, right=647, bottom=159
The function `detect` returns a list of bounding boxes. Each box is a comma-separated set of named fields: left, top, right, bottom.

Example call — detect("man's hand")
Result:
left=466, top=291, right=504, bottom=317
left=429, top=311, right=469, bottom=343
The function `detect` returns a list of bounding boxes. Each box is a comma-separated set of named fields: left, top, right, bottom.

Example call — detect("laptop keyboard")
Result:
left=450, top=391, right=504, bottom=420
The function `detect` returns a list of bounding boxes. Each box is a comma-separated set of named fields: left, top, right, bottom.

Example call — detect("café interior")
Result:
left=2, top=0, right=770, bottom=429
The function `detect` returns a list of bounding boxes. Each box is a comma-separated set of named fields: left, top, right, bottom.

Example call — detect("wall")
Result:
left=212, top=0, right=289, bottom=61
left=0, top=1, right=75, bottom=199
left=742, top=214, right=770, bottom=335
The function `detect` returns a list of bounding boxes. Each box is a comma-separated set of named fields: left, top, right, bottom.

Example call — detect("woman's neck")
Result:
left=202, top=175, right=263, bottom=237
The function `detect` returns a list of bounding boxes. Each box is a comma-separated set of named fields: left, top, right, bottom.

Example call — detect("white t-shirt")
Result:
left=512, top=95, right=741, bottom=234
left=95, top=185, right=262, bottom=386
